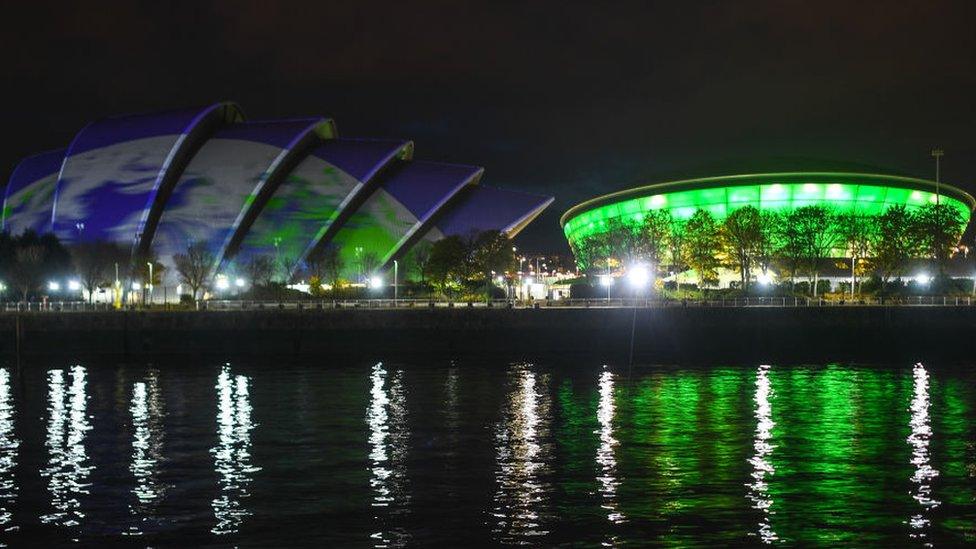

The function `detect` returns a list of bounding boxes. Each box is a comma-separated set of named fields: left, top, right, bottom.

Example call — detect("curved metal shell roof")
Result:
left=2, top=103, right=552, bottom=284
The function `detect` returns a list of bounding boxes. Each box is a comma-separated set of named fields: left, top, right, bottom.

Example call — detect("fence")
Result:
left=3, top=295, right=975, bottom=313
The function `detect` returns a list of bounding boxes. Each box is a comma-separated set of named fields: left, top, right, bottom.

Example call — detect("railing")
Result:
left=2, top=295, right=975, bottom=313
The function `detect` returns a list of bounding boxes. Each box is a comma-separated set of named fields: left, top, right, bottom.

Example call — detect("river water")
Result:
left=0, top=359, right=972, bottom=546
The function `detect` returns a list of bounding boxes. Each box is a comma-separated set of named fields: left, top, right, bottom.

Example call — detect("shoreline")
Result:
left=2, top=307, right=974, bottom=364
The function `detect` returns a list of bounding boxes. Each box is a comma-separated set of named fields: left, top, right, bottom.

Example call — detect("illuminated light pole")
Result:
left=114, top=262, right=121, bottom=309
left=393, top=259, right=398, bottom=306
left=147, top=262, right=154, bottom=306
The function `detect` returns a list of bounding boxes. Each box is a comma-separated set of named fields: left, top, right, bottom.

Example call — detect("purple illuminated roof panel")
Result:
left=382, top=161, right=482, bottom=219
left=437, top=186, right=553, bottom=236
left=215, top=119, right=326, bottom=149
left=311, top=138, right=409, bottom=182
left=2, top=149, right=65, bottom=233
left=68, top=106, right=218, bottom=156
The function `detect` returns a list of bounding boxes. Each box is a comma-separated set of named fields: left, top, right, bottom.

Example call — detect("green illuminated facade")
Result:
left=561, top=172, right=975, bottom=252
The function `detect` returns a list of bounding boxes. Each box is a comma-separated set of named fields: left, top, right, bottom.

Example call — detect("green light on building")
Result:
left=561, top=173, right=975, bottom=250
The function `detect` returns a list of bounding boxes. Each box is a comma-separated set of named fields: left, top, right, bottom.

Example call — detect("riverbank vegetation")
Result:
left=569, top=203, right=970, bottom=297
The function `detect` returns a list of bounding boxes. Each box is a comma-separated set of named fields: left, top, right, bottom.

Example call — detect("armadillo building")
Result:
left=1, top=102, right=553, bottom=284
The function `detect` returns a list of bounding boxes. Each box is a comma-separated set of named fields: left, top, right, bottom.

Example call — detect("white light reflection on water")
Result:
left=211, top=365, right=260, bottom=535
left=0, top=369, right=18, bottom=536
left=367, top=362, right=411, bottom=547
left=746, top=364, right=778, bottom=544
left=40, top=366, right=93, bottom=528
left=126, top=371, right=166, bottom=535
left=595, top=369, right=624, bottom=530
left=907, top=363, right=939, bottom=545
left=492, top=365, right=552, bottom=544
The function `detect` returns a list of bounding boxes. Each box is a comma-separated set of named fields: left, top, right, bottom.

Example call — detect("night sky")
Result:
left=3, top=1, right=975, bottom=253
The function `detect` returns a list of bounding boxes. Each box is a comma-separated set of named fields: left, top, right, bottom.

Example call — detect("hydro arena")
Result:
left=562, top=172, right=974, bottom=265
left=1, top=102, right=553, bottom=286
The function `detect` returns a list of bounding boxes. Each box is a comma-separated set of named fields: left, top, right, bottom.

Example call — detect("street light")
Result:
left=915, top=273, right=932, bottom=286
left=600, top=274, right=613, bottom=304
left=628, top=265, right=650, bottom=289
left=48, top=281, right=60, bottom=292
left=147, top=262, right=154, bottom=305
left=931, top=148, right=943, bottom=205
left=369, top=275, right=383, bottom=289
left=393, top=259, right=398, bottom=306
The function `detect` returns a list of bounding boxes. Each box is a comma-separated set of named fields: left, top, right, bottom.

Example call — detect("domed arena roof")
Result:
left=561, top=172, right=974, bottom=249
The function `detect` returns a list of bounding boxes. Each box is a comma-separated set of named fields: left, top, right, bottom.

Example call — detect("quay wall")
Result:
left=1, top=307, right=974, bottom=364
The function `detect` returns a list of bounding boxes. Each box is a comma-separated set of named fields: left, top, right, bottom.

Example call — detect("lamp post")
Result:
left=393, top=259, right=398, bottom=306
left=932, top=148, right=943, bottom=205
left=147, top=262, right=153, bottom=306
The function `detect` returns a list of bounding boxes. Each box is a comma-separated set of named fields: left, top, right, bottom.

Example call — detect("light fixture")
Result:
left=235, top=278, right=246, bottom=288
left=215, top=276, right=230, bottom=290
left=915, top=273, right=931, bottom=286
left=48, top=281, right=60, bottom=291
left=131, top=282, right=142, bottom=291
left=68, top=280, right=81, bottom=291
left=756, top=272, right=773, bottom=286
left=627, top=264, right=650, bottom=288
left=369, top=275, right=383, bottom=289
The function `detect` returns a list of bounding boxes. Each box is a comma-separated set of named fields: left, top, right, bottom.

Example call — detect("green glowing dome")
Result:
left=561, top=172, right=975, bottom=247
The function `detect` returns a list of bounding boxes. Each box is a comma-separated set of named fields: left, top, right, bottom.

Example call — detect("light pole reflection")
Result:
left=211, top=365, right=260, bottom=535
left=595, top=369, right=624, bottom=526
left=127, top=371, right=166, bottom=535
left=40, top=366, right=93, bottom=527
left=746, top=364, right=778, bottom=544
left=0, top=369, right=18, bottom=531
left=367, top=363, right=410, bottom=547
left=908, top=363, right=939, bottom=545
left=492, top=365, right=552, bottom=543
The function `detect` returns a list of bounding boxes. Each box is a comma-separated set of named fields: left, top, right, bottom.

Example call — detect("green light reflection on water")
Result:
left=595, top=365, right=976, bottom=545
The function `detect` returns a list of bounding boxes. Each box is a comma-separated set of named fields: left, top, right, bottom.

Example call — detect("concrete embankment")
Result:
left=1, top=306, right=974, bottom=364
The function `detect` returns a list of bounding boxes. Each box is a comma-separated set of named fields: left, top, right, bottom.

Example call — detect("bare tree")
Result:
left=721, top=206, right=763, bottom=290
left=71, top=241, right=126, bottom=304
left=357, top=250, right=380, bottom=283
left=174, top=241, right=213, bottom=301
left=793, top=205, right=840, bottom=296
left=11, top=245, right=46, bottom=302
left=244, top=255, right=276, bottom=288
left=411, top=241, right=433, bottom=284
left=837, top=210, right=875, bottom=295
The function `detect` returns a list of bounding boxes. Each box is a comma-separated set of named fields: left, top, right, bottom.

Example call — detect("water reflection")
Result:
left=211, top=365, right=260, bottom=535
left=746, top=364, right=778, bottom=544
left=127, top=371, right=166, bottom=534
left=40, top=366, right=93, bottom=527
left=0, top=369, right=18, bottom=535
left=492, top=365, right=552, bottom=543
left=595, top=369, right=624, bottom=527
left=908, top=363, right=940, bottom=544
left=367, top=362, right=411, bottom=547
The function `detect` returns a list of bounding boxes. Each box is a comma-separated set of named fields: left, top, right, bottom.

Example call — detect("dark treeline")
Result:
left=571, top=203, right=966, bottom=295
left=0, top=229, right=517, bottom=303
